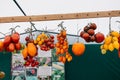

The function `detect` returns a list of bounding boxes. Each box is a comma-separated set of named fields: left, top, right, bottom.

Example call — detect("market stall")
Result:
left=0, top=1, right=120, bottom=80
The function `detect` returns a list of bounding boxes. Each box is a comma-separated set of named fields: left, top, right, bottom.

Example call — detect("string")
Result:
left=109, top=17, right=112, bottom=34
left=116, top=20, right=120, bottom=33
left=96, top=12, right=98, bottom=33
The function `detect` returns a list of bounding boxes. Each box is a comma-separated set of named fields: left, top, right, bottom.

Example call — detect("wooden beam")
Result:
left=0, top=10, right=120, bottom=23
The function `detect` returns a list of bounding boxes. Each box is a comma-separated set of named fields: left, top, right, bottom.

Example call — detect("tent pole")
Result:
left=13, top=0, right=37, bottom=30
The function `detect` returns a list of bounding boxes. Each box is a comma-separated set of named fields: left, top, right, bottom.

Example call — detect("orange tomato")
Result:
left=60, top=49, right=64, bottom=54
left=63, top=46, right=67, bottom=50
left=63, top=41, right=68, bottom=46
left=60, top=40, right=64, bottom=44
left=66, top=52, right=69, bottom=55
left=58, top=56, right=63, bottom=62
left=72, top=42, right=85, bottom=56
left=65, top=54, right=69, bottom=59
left=60, top=37, right=64, bottom=41
left=59, top=45, right=63, bottom=49
left=27, top=43, right=37, bottom=57
left=22, top=47, right=28, bottom=58
left=62, top=30, right=66, bottom=37
left=62, top=56, right=66, bottom=63
left=67, top=56, right=72, bottom=62
left=15, top=42, right=21, bottom=50
left=57, top=34, right=61, bottom=38
left=8, top=43, right=15, bottom=52
left=56, top=48, right=61, bottom=54
left=55, top=42, right=60, bottom=47
left=0, top=41, right=4, bottom=51
left=56, top=52, right=59, bottom=55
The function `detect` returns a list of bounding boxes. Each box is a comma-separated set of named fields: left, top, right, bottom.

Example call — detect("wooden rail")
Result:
left=0, top=10, right=120, bottom=23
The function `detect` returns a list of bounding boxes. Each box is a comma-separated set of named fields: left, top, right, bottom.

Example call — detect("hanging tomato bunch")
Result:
left=22, top=28, right=39, bottom=67
left=100, top=31, right=119, bottom=54
left=80, top=23, right=105, bottom=43
left=34, top=32, right=55, bottom=51
left=55, top=23, right=72, bottom=63
left=0, top=26, right=22, bottom=52
left=72, top=42, right=85, bottom=56
left=3, top=32, right=21, bottom=52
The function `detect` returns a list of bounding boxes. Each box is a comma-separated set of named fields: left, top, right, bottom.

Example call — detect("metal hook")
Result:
left=30, top=22, right=37, bottom=31
left=9, top=25, right=20, bottom=35
left=25, top=28, right=31, bottom=33
left=58, top=21, right=65, bottom=30
left=76, top=24, right=81, bottom=42
left=45, top=26, right=48, bottom=33
left=15, top=25, right=20, bottom=29
left=41, top=26, right=47, bottom=33
left=25, top=27, right=34, bottom=40
left=31, top=22, right=35, bottom=27
left=14, top=25, right=20, bottom=32
left=9, top=28, right=14, bottom=35
left=116, top=20, right=120, bottom=33
left=58, top=21, right=64, bottom=27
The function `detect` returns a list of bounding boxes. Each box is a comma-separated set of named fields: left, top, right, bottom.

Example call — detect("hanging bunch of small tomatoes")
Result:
left=55, top=22, right=72, bottom=63
left=22, top=28, right=39, bottom=67
left=0, top=26, right=23, bottom=53
left=34, top=32, right=55, bottom=51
